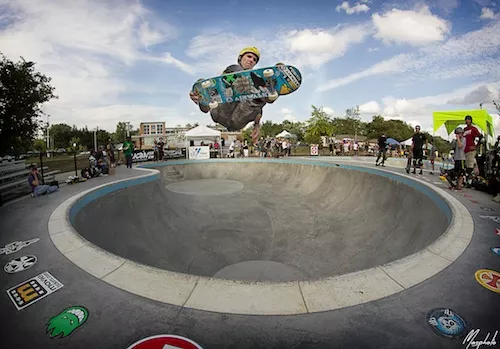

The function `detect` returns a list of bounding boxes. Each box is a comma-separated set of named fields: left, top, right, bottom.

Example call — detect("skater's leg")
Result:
left=211, top=100, right=266, bottom=131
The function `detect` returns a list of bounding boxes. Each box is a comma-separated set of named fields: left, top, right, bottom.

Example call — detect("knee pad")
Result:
left=418, top=159, right=423, bottom=167
left=412, top=159, right=417, bottom=166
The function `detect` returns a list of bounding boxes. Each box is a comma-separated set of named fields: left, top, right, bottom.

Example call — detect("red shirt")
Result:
left=463, top=125, right=481, bottom=153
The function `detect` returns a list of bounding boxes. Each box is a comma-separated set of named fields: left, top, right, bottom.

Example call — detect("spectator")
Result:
left=123, top=136, right=134, bottom=168
left=28, top=165, right=58, bottom=197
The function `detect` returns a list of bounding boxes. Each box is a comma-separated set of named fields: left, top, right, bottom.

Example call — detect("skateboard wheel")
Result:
left=263, top=69, right=274, bottom=78
left=201, top=80, right=213, bottom=88
left=209, top=101, right=219, bottom=109
left=268, top=91, right=278, bottom=101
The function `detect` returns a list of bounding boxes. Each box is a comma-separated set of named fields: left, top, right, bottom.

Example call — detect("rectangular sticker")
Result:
left=6, top=271, right=63, bottom=310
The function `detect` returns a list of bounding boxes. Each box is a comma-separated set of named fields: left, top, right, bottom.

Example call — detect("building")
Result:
left=131, top=122, right=166, bottom=149
left=132, top=122, right=243, bottom=150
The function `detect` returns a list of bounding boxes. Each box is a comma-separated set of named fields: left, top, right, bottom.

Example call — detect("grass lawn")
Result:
left=26, top=154, right=91, bottom=174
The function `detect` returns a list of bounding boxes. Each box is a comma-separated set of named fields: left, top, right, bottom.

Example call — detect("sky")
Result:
left=1, top=0, right=499, bottom=140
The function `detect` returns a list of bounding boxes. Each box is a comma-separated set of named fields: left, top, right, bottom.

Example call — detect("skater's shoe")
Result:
left=412, top=170, right=416, bottom=174
left=381, top=164, right=386, bottom=167
left=406, top=167, right=410, bottom=174
left=419, top=170, right=423, bottom=175
left=375, top=163, right=379, bottom=166
left=430, top=172, right=434, bottom=175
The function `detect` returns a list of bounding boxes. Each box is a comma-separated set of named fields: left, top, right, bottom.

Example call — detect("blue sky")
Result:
left=1, top=0, right=499, bottom=140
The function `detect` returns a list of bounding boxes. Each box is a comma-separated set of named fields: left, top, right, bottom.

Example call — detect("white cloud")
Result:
left=359, top=101, right=381, bottom=114
left=278, top=107, right=298, bottom=122
left=365, top=81, right=500, bottom=139
left=317, top=54, right=409, bottom=91
left=318, top=19, right=500, bottom=91
left=447, top=85, right=498, bottom=105
left=336, top=1, right=370, bottom=15
left=367, top=47, right=379, bottom=52
left=186, top=24, right=370, bottom=72
left=322, top=107, right=335, bottom=115
left=372, top=5, right=451, bottom=46
left=46, top=104, right=194, bottom=132
left=0, top=0, right=191, bottom=132
left=480, top=7, right=497, bottom=19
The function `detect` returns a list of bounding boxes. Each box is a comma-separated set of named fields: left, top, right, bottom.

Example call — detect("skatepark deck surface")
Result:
left=71, top=162, right=450, bottom=282
left=1, top=157, right=498, bottom=349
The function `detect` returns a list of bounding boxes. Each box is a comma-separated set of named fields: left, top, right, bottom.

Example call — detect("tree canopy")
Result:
left=0, top=53, right=58, bottom=155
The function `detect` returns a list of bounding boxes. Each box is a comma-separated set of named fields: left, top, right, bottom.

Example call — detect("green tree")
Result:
left=281, top=120, right=305, bottom=141
left=49, top=123, right=73, bottom=149
left=0, top=53, right=58, bottom=155
left=304, top=105, right=333, bottom=144
left=260, top=120, right=282, bottom=138
left=32, top=138, right=46, bottom=152
left=113, top=122, right=134, bottom=143
left=364, top=115, right=414, bottom=141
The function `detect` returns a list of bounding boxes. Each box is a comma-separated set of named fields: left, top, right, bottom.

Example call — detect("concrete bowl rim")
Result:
left=47, top=158, right=473, bottom=315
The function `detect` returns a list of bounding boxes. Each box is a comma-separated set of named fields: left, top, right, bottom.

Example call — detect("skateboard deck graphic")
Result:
left=192, top=64, right=302, bottom=109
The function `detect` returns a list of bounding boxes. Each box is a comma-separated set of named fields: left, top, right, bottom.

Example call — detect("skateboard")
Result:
left=192, top=64, right=302, bottom=110
left=405, top=157, right=412, bottom=174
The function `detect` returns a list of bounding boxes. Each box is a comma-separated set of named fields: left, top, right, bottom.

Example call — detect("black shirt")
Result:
left=378, top=136, right=387, bottom=149
left=412, top=133, right=426, bottom=150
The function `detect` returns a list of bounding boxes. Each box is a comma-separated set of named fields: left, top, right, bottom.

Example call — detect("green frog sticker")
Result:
left=46, top=306, right=89, bottom=338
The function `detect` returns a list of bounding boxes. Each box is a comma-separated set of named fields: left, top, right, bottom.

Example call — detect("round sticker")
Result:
left=475, top=269, right=500, bottom=293
left=127, top=335, right=203, bottom=349
left=4, top=255, right=37, bottom=274
left=492, top=248, right=500, bottom=256
left=426, top=308, right=467, bottom=338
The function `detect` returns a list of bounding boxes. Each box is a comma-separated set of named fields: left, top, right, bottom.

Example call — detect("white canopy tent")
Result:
left=184, top=125, right=222, bottom=158
left=276, top=130, right=295, bottom=139
left=401, top=137, right=413, bottom=146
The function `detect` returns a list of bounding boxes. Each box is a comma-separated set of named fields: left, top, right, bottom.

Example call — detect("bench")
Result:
left=42, top=170, right=61, bottom=182
left=0, top=159, right=59, bottom=206
left=0, top=160, right=30, bottom=205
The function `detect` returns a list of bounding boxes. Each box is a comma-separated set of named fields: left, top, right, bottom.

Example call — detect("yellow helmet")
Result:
left=238, top=46, right=260, bottom=63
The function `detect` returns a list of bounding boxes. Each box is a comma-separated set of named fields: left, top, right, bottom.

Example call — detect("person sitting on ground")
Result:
left=27, top=165, right=59, bottom=197
left=189, top=47, right=277, bottom=143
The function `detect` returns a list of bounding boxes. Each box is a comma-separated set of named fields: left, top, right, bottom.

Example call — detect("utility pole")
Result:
left=126, top=122, right=130, bottom=137
left=46, top=115, right=50, bottom=149
left=94, top=127, right=98, bottom=151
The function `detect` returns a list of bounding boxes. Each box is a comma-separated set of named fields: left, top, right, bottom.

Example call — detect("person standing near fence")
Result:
left=123, top=136, right=134, bottom=168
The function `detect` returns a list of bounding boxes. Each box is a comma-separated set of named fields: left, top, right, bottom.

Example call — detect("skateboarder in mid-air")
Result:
left=407, top=125, right=428, bottom=175
left=189, top=47, right=277, bottom=143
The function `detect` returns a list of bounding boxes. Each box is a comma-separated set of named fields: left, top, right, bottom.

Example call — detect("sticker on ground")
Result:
left=4, top=255, right=37, bottom=274
left=127, top=334, right=204, bottom=349
left=6, top=271, right=63, bottom=310
left=426, top=308, right=468, bottom=338
left=492, top=248, right=500, bottom=256
left=480, top=215, right=500, bottom=224
left=475, top=269, right=500, bottom=293
left=0, top=238, right=40, bottom=255
left=481, top=207, right=494, bottom=212
left=47, top=306, right=89, bottom=338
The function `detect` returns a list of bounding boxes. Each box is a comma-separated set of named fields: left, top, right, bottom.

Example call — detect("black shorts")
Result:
left=412, top=148, right=423, bottom=160
left=454, top=160, right=465, bottom=176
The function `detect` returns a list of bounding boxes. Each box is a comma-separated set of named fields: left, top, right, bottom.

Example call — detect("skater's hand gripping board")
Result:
left=191, top=64, right=302, bottom=110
